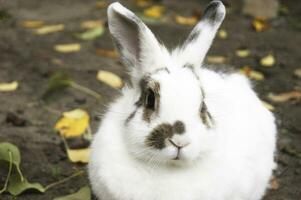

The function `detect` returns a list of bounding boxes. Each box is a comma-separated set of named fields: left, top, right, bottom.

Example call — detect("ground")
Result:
left=0, top=0, right=300, bottom=199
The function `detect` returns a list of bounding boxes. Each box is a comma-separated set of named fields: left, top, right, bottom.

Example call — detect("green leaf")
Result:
left=137, top=13, right=166, bottom=24
left=54, top=186, right=91, bottom=200
left=42, top=71, right=73, bottom=100
left=0, top=142, right=23, bottom=179
left=7, top=174, right=46, bottom=196
left=76, top=27, right=105, bottom=40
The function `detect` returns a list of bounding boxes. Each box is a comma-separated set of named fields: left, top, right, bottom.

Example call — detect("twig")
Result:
left=45, top=170, right=85, bottom=191
left=70, top=82, right=101, bottom=100
left=0, top=151, right=13, bottom=193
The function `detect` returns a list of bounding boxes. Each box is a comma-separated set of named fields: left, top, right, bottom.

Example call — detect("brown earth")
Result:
left=0, top=0, right=300, bottom=199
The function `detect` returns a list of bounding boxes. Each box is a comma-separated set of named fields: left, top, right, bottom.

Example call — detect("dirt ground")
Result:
left=0, top=0, right=300, bottom=199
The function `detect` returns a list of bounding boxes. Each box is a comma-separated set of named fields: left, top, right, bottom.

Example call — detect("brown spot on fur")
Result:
left=146, top=123, right=173, bottom=149
left=173, top=121, right=185, bottom=134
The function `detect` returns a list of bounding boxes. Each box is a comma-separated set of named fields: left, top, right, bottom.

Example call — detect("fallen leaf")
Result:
left=143, top=5, right=165, bottom=19
left=54, top=186, right=91, bottom=200
left=294, top=68, right=301, bottom=78
left=135, top=0, right=152, bottom=7
left=97, top=70, right=123, bottom=89
left=66, top=148, right=91, bottom=163
left=0, top=81, right=18, bottom=92
left=54, top=44, right=81, bottom=53
left=206, top=56, right=227, bottom=64
left=96, top=49, right=119, bottom=59
left=138, top=13, right=166, bottom=24
left=96, top=1, right=108, bottom=9
left=268, top=91, right=301, bottom=103
left=240, top=66, right=265, bottom=81
left=174, top=15, right=198, bottom=26
left=0, top=143, right=21, bottom=171
left=260, top=53, right=275, bottom=67
left=252, top=17, right=270, bottom=32
left=7, top=174, right=45, bottom=196
left=22, top=20, right=44, bottom=29
left=218, top=29, right=228, bottom=39
left=80, top=20, right=104, bottom=29
left=235, top=49, right=250, bottom=58
left=261, top=100, right=275, bottom=111
left=55, top=109, right=90, bottom=138
left=269, top=177, right=279, bottom=190
left=36, top=24, right=65, bottom=35
left=76, top=27, right=105, bottom=40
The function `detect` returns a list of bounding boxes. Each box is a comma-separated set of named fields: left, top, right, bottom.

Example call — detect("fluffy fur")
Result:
left=88, top=1, right=277, bottom=200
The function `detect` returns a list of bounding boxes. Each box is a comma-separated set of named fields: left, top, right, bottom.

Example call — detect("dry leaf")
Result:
left=36, top=24, right=65, bottom=35
left=96, top=49, right=119, bottom=59
left=252, top=17, right=269, bottom=32
left=270, top=177, right=280, bottom=190
left=143, top=5, right=165, bottom=19
left=174, top=15, right=198, bottom=26
left=260, top=54, right=275, bottom=67
left=294, top=68, right=301, bottom=78
left=240, top=66, right=265, bottom=81
left=55, top=109, right=90, bottom=138
left=22, top=20, right=44, bottom=29
left=218, top=29, right=228, bottom=39
left=81, top=20, right=103, bottom=29
left=66, top=148, right=90, bottom=163
left=96, top=1, right=108, bottom=9
left=0, top=81, right=18, bottom=92
left=54, top=44, right=81, bottom=53
left=261, top=101, right=275, bottom=111
left=136, top=0, right=152, bottom=7
left=206, top=56, right=227, bottom=64
left=97, top=70, right=123, bottom=89
left=268, top=91, right=301, bottom=103
left=235, top=49, right=250, bottom=58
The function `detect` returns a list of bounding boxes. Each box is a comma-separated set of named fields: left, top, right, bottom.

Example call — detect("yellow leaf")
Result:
left=97, top=70, right=123, bottom=89
left=270, top=177, right=280, bottom=190
left=96, top=1, right=108, bottom=9
left=174, top=15, right=198, bottom=26
left=80, top=20, right=104, bottom=29
left=67, top=148, right=90, bottom=163
left=55, top=109, right=90, bottom=138
left=252, top=17, right=269, bottom=32
left=260, top=54, right=275, bottom=67
left=54, top=44, right=81, bottom=53
left=240, top=66, right=265, bottom=81
left=218, top=29, right=228, bottom=39
left=268, top=91, right=301, bottom=103
left=136, top=0, right=152, bottom=7
left=22, top=20, right=44, bottom=29
left=0, top=81, right=18, bottom=92
left=96, top=49, right=119, bottom=59
left=261, top=100, right=275, bottom=111
left=36, top=24, right=65, bottom=35
left=295, top=68, right=301, bottom=78
left=206, top=56, right=227, bottom=64
left=235, top=49, right=250, bottom=58
left=143, top=5, right=165, bottom=19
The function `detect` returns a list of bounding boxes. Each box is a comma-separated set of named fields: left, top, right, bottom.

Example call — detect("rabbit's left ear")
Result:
left=178, top=1, right=226, bottom=67
left=108, top=3, right=165, bottom=76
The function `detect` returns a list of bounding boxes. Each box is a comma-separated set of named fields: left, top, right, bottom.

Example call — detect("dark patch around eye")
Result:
left=200, top=101, right=214, bottom=128
left=146, top=124, right=173, bottom=149
left=145, top=89, right=155, bottom=110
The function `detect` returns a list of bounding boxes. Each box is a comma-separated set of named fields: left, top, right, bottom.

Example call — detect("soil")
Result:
left=0, top=0, right=300, bottom=199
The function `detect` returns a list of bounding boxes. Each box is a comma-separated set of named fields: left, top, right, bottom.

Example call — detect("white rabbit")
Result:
left=88, top=1, right=277, bottom=200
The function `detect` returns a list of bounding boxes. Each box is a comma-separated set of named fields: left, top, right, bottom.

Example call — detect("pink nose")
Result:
left=168, top=139, right=190, bottom=149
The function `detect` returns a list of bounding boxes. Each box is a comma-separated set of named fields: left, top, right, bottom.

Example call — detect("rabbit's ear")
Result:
left=108, top=3, right=164, bottom=74
left=178, top=1, right=225, bottom=67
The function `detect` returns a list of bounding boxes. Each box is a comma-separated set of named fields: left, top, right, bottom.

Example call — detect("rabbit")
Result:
left=88, top=1, right=277, bottom=200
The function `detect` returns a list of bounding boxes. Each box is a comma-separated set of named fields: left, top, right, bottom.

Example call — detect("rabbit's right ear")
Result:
left=108, top=3, right=164, bottom=76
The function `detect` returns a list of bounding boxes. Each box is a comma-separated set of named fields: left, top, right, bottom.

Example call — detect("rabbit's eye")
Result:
left=145, top=89, right=156, bottom=110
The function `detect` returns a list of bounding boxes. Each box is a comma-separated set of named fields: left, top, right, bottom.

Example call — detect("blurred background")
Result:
left=0, top=0, right=300, bottom=199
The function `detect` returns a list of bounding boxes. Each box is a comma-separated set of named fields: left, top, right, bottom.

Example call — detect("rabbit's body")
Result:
left=89, top=2, right=276, bottom=200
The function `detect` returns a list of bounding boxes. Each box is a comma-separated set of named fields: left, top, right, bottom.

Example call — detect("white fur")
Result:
left=89, top=2, right=277, bottom=200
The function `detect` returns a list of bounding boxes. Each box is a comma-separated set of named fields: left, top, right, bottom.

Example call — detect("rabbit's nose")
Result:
left=168, top=139, right=190, bottom=149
